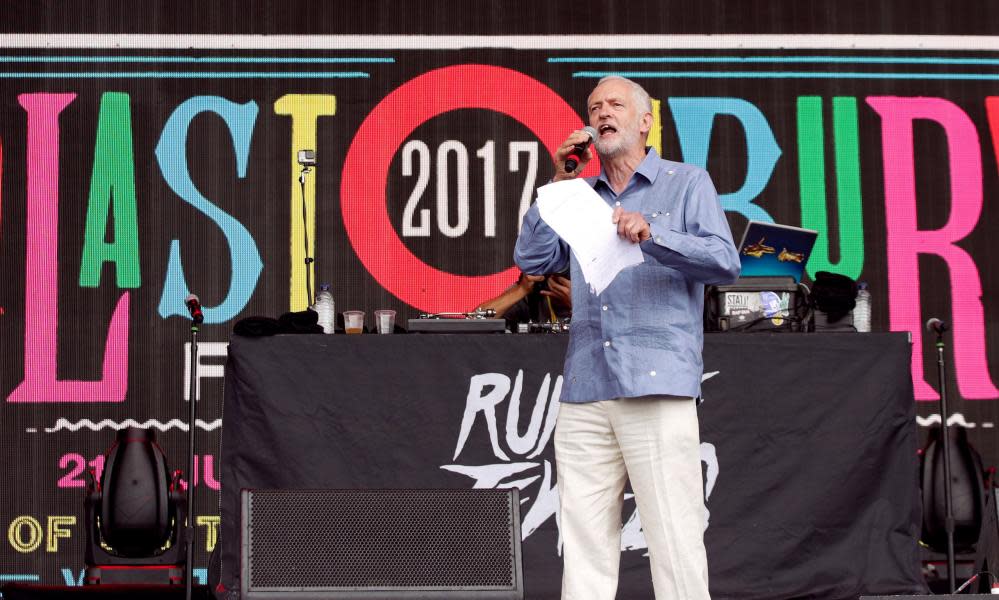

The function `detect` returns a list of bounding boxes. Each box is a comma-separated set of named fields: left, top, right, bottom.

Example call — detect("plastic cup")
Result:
left=343, top=310, right=365, bottom=334
left=375, top=310, right=396, bottom=334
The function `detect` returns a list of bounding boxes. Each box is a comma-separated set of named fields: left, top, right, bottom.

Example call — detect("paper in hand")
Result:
left=536, top=179, right=644, bottom=295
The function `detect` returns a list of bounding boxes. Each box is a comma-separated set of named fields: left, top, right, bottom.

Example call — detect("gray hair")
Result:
left=596, top=75, right=653, bottom=114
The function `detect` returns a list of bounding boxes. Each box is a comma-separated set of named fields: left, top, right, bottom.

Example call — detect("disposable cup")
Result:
left=343, top=310, right=365, bottom=334
left=375, top=310, right=396, bottom=334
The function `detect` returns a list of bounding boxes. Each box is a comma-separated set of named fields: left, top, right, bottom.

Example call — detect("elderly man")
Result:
left=514, top=76, right=740, bottom=599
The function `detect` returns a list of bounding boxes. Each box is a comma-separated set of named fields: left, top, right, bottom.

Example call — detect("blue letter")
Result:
left=668, top=98, right=780, bottom=223
left=155, top=96, right=262, bottom=324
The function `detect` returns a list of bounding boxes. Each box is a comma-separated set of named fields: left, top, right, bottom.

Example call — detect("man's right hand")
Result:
left=552, top=129, right=594, bottom=182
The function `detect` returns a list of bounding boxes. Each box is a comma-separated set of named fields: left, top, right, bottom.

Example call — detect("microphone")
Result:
left=564, top=126, right=598, bottom=173
left=185, top=294, right=204, bottom=324
left=925, top=317, right=948, bottom=335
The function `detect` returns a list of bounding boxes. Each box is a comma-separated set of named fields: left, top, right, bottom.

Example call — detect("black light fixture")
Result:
left=84, top=426, right=187, bottom=585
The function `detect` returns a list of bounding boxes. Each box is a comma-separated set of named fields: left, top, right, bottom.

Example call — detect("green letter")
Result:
left=79, top=92, right=140, bottom=288
left=797, top=96, right=864, bottom=279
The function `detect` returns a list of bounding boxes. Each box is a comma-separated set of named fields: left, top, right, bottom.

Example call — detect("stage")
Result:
left=209, top=332, right=925, bottom=600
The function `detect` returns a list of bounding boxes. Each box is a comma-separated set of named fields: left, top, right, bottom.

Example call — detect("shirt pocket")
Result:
left=640, top=192, right=682, bottom=231
left=626, top=263, right=679, bottom=332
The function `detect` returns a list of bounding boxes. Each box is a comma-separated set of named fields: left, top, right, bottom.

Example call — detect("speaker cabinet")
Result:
left=241, top=489, right=523, bottom=599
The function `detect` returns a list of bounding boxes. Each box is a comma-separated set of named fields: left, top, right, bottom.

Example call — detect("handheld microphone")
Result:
left=925, top=317, right=948, bottom=335
left=185, top=294, right=204, bottom=324
left=564, top=126, right=598, bottom=173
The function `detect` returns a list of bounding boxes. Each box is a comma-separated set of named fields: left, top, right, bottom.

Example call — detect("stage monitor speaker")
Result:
left=240, top=488, right=524, bottom=599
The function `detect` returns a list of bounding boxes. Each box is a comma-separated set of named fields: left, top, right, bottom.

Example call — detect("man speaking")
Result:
left=514, top=76, right=740, bottom=599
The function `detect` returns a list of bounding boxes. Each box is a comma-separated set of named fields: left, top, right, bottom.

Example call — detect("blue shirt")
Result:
left=514, top=148, right=741, bottom=402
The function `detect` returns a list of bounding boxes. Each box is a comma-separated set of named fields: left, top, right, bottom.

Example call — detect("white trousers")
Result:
left=555, top=396, right=710, bottom=600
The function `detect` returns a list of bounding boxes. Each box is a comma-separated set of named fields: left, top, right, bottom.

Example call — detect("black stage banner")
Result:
left=218, top=332, right=924, bottom=600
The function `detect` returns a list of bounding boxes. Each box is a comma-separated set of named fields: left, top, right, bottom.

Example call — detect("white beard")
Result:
left=594, top=123, right=642, bottom=159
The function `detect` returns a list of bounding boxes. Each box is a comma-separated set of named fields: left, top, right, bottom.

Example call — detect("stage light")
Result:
left=84, top=427, right=188, bottom=585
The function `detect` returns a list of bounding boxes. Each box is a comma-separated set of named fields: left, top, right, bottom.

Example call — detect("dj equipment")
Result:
left=514, top=320, right=570, bottom=333
left=705, top=276, right=808, bottom=332
left=240, top=488, right=524, bottom=599
left=409, top=309, right=506, bottom=333
left=408, top=318, right=507, bottom=333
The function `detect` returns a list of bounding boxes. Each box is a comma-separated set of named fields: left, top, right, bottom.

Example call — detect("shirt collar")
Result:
left=596, top=146, right=661, bottom=189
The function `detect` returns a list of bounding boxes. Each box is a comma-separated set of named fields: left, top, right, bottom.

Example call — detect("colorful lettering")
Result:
left=8, top=516, right=43, bottom=553
left=8, top=93, right=129, bottom=404
left=648, top=98, right=662, bottom=156
left=867, top=96, right=998, bottom=400
left=154, top=96, right=262, bottom=324
left=668, top=97, right=780, bottom=223
left=274, top=94, right=336, bottom=310
left=79, top=92, right=141, bottom=289
left=45, top=517, right=74, bottom=552
left=797, top=96, right=865, bottom=280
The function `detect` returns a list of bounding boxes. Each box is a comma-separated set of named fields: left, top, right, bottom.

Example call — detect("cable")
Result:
left=299, top=167, right=314, bottom=306
left=953, top=570, right=997, bottom=594
left=546, top=296, right=558, bottom=324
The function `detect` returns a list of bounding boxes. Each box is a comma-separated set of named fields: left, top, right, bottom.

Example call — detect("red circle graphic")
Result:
left=341, top=64, right=597, bottom=313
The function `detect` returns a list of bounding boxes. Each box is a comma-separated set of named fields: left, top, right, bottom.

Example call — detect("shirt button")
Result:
left=665, top=212, right=670, bottom=216
left=650, top=370, right=657, bottom=376
left=601, top=305, right=608, bottom=311
left=604, top=340, right=611, bottom=347
left=655, top=236, right=663, bottom=243
left=614, top=201, right=621, bottom=206
left=667, top=170, right=675, bottom=175
left=652, top=212, right=659, bottom=217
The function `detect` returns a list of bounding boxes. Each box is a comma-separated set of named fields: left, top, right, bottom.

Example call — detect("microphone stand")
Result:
left=185, top=321, right=199, bottom=600
left=933, top=326, right=957, bottom=593
left=299, top=166, right=314, bottom=307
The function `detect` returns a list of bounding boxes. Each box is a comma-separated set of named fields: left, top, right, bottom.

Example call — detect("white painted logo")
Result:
left=442, top=370, right=721, bottom=554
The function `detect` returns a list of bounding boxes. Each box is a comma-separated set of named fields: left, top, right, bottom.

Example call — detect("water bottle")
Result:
left=854, top=282, right=871, bottom=333
left=312, top=283, right=336, bottom=334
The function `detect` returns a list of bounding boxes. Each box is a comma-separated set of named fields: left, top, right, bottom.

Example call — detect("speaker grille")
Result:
left=242, top=489, right=520, bottom=594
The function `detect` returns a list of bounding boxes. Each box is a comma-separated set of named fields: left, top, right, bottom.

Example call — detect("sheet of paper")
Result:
left=536, top=179, right=644, bottom=295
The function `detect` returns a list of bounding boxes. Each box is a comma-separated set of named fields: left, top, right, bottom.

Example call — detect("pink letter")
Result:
left=7, top=93, right=129, bottom=403
left=866, top=96, right=997, bottom=400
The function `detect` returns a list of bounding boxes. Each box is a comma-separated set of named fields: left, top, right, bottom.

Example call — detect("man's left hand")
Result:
left=612, top=206, right=651, bottom=243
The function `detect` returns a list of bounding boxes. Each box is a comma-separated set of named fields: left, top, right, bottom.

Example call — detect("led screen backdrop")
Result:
left=2, top=23, right=998, bottom=590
